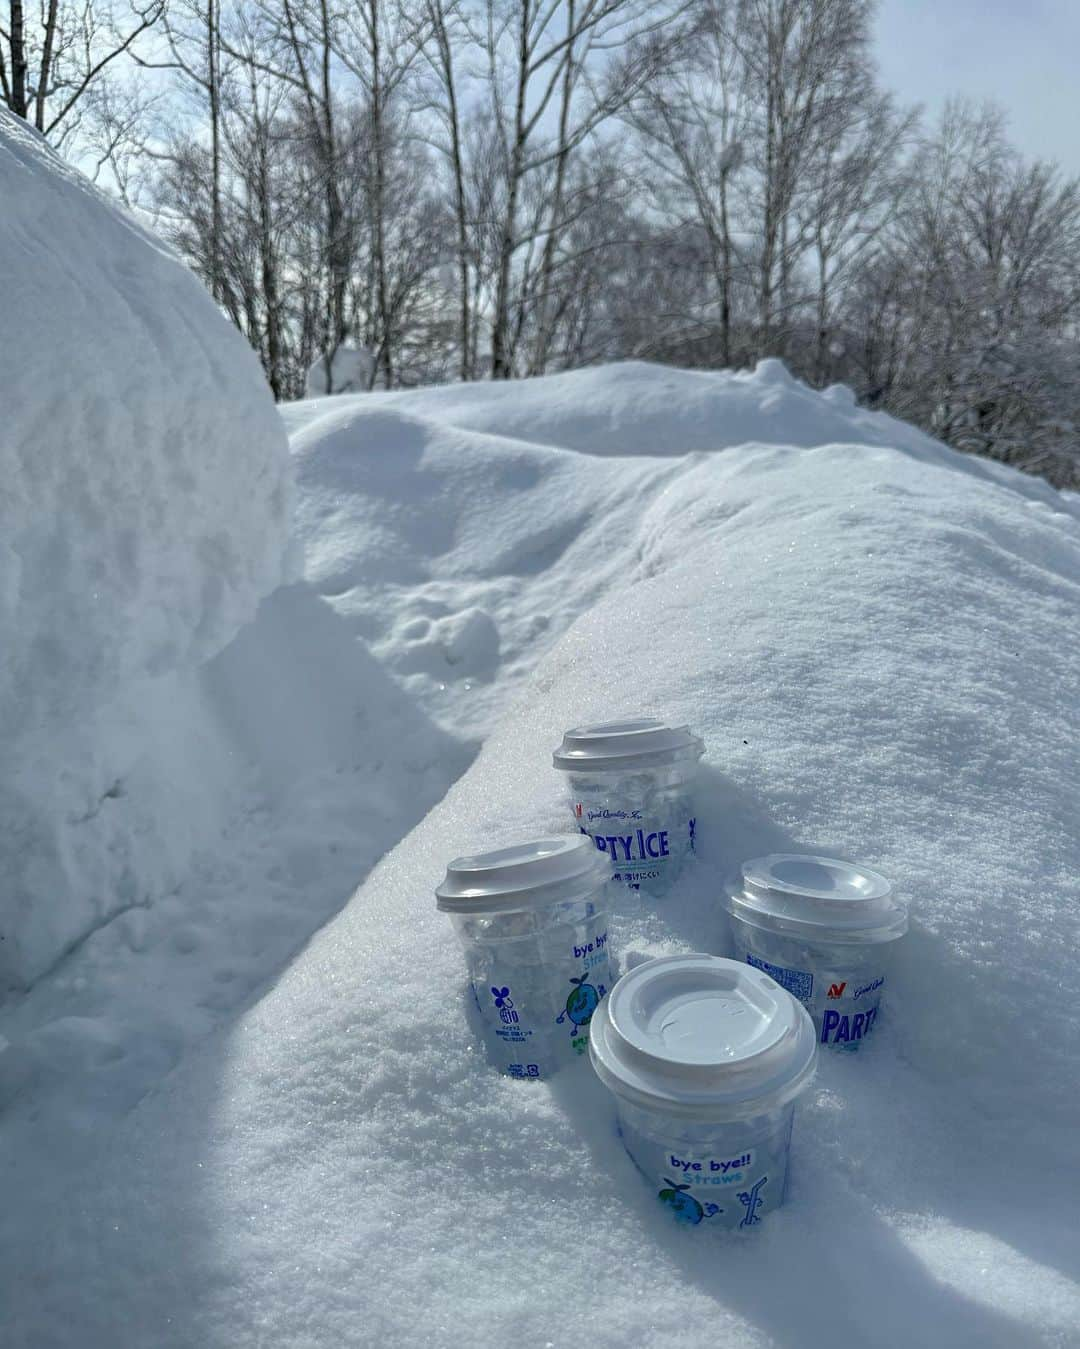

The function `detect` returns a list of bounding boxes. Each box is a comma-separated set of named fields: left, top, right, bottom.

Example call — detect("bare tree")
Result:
left=1, top=0, right=163, bottom=148
left=479, top=0, right=677, bottom=378
left=140, top=0, right=236, bottom=308
left=799, top=85, right=914, bottom=384
left=419, top=0, right=475, bottom=378
left=325, top=0, right=431, bottom=387
left=726, top=0, right=877, bottom=356
left=37, top=0, right=1075, bottom=485
left=845, top=100, right=1080, bottom=483
left=626, top=0, right=749, bottom=366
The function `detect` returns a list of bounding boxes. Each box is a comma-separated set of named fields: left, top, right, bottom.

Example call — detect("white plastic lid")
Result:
left=727, top=854, right=907, bottom=944
left=589, top=954, right=817, bottom=1119
left=435, top=835, right=611, bottom=914
left=553, top=717, right=705, bottom=773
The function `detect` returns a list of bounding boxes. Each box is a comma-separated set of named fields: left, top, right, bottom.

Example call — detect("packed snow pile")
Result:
left=284, top=397, right=672, bottom=733
left=9, top=362, right=1079, bottom=1347
left=283, top=360, right=1040, bottom=739
left=0, top=110, right=291, bottom=989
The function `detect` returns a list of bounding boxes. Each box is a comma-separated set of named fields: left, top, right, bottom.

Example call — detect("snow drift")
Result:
left=8, top=361, right=1079, bottom=1347
left=298, top=356, right=933, bottom=457
left=0, top=110, right=291, bottom=988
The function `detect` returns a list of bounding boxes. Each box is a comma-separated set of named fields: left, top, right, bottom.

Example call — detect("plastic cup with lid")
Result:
left=436, top=836, right=613, bottom=1079
left=552, top=718, right=705, bottom=895
left=589, top=953, right=817, bottom=1230
left=724, top=854, right=908, bottom=1051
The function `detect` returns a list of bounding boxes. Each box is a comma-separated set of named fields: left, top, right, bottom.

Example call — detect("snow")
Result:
left=290, top=355, right=934, bottom=458
left=283, top=360, right=1066, bottom=742
left=284, top=395, right=674, bottom=734
left=5, top=346, right=1079, bottom=1347
left=0, top=110, right=291, bottom=989
left=0, top=583, right=470, bottom=1147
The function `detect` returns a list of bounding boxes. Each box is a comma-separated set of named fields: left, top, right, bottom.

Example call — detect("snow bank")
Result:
left=285, top=359, right=1047, bottom=740
left=0, top=111, right=291, bottom=988
left=295, top=357, right=935, bottom=457
left=0, top=582, right=470, bottom=1160
left=13, top=366, right=1080, bottom=1347
left=285, top=400, right=668, bottom=733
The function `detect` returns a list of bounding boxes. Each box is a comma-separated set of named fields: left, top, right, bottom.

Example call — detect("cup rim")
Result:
left=436, top=834, right=611, bottom=914
left=589, top=954, right=818, bottom=1120
left=553, top=717, right=705, bottom=773
left=724, top=854, right=908, bottom=943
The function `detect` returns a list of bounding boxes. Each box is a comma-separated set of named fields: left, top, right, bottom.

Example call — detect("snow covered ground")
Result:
left=4, top=343, right=1079, bottom=1346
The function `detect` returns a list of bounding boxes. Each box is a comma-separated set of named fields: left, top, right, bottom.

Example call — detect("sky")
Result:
left=875, top=0, right=1080, bottom=176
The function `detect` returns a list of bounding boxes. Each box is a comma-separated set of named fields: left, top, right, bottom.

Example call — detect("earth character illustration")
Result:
left=564, top=975, right=600, bottom=1027
left=658, top=1179, right=704, bottom=1224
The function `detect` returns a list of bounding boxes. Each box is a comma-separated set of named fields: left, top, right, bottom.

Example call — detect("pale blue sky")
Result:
left=875, top=0, right=1080, bottom=175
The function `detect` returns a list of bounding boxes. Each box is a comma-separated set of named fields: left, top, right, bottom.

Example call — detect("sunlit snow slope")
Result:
left=282, top=359, right=943, bottom=737
left=9, top=362, right=1080, bottom=1349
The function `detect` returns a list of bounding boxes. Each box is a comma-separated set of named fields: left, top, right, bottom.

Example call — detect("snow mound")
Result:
left=0, top=581, right=470, bottom=1147
left=16, top=367, right=1080, bottom=1347
left=285, top=361, right=1058, bottom=740
left=0, top=111, right=291, bottom=988
left=287, top=400, right=667, bottom=731
left=294, top=357, right=937, bottom=457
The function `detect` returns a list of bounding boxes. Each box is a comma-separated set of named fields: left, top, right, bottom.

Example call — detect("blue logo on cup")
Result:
left=491, top=986, right=519, bottom=1024
left=738, top=1176, right=768, bottom=1228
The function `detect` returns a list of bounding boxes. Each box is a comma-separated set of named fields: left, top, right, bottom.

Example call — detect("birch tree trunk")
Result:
left=490, top=1, right=529, bottom=380
left=9, top=1, right=30, bottom=118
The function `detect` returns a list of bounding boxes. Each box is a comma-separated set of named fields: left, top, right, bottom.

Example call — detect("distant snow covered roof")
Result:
left=304, top=344, right=375, bottom=397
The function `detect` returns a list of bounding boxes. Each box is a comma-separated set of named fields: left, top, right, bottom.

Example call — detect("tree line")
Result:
left=4, top=0, right=1080, bottom=486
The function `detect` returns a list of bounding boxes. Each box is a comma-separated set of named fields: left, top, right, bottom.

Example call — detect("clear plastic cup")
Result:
left=589, top=954, right=817, bottom=1230
left=436, top=836, right=613, bottom=1079
left=553, top=718, right=704, bottom=895
left=724, top=855, right=908, bottom=1050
